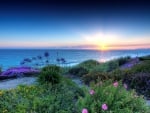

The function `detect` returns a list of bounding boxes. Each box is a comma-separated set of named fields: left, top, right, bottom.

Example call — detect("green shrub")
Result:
left=109, top=69, right=130, bottom=81
left=107, top=60, right=119, bottom=71
left=68, top=66, right=88, bottom=77
left=77, top=80, right=149, bottom=113
left=0, top=77, right=84, bottom=113
left=38, top=65, right=61, bottom=84
left=109, top=61, right=150, bottom=99
left=117, top=56, right=131, bottom=66
left=90, top=63, right=109, bottom=73
left=82, top=72, right=110, bottom=85
left=129, top=61, right=150, bottom=73
left=77, top=60, right=100, bottom=71
left=86, top=60, right=119, bottom=76
left=139, top=55, right=150, bottom=61
left=123, top=73, right=150, bottom=99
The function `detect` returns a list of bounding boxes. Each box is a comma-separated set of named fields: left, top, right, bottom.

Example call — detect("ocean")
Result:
left=0, top=49, right=150, bottom=70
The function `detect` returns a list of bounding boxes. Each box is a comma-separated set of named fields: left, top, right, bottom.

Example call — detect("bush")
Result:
left=38, top=65, right=61, bottom=84
left=117, top=56, right=131, bottom=66
left=77, top=80, right=149, bottom=113
left=77, top=60, right=100, bottom=71
left=129, top=61, right=150, bottom=73
left=0, top=77, right=84, bottom=113
left=108, top=61, right=150, bottom=99
left=90, top=63, right=109, bottom=73
left=68, top=67, right=88, bottom=77
left=82, top=72, right=110, bottom=85
left=107, top=60, right=119, bottom=71
left=123, top=73, right=150, bottom=99
left=139, top=55, right=150, bottom=61
left=109, top=69, right=130, bottom=81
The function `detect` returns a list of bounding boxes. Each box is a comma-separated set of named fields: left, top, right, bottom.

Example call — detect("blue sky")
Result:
left=0, top=0, right=150, bottom=50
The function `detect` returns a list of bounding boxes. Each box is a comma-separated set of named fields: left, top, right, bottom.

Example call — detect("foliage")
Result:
left=68, top=59, right=119, bottom=78
left=117, top=56, right=131, bottom=66
left=68, top=66, right=88, bottom=77
left=38, top=65, right=61, bottom=84
left=123, top=73, right=150, bottom=99
left=139, top=55, right=150, bottom=61
left=82, top=72, right=110, bottom=85
left=0, top=77, right=84, bottom=113
left=67, top=60, right=99, bottom=77
left=77, top=59, right=100, bottom=71
left=103, top=60, right=119, bottom=72
left=82, top=60, right=120, bottom=84
left=109, top=69, right=129, bottom=81
left=109, top=61, right=150, bottom=98
left=128, top=60, right=150, bottom=73
left=77, top=80, right=149, bottom=113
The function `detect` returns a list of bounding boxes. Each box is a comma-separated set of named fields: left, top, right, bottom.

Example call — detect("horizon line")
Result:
left=0, top=47, right=150, bottom=51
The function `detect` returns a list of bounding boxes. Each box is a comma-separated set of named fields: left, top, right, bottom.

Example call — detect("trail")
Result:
left=0, top=77, right=37, bottom=90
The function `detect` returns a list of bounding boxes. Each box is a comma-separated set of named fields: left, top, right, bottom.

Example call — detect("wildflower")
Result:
left=102, top=103, right=108, bottom=110
left=82, top=108, right=88, bottom=113
left=113, top=81, right=118, bottom=87
left=89, top=89, right=95, bottom=95
left=123, top=83, right=128, bottom=89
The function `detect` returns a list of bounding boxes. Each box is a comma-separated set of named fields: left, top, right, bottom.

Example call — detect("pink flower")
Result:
left=82, top=108, right=88, bottom=113
left=89, top=89, right=95, bottom=95
left=113, top=81, right=118, bottom=87
left=123, top=83, right=128, bottom=89
left=102, top=103, right=108, bottom=110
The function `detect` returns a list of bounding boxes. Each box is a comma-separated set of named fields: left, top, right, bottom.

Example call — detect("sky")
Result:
left=0, top=0, right=150, bottom=50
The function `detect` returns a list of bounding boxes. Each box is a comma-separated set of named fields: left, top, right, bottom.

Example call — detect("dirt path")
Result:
left=0, top=77, right=37, bottom=90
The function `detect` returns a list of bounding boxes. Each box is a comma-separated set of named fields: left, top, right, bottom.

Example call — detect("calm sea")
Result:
left=0, top=49, right=150, bottom=70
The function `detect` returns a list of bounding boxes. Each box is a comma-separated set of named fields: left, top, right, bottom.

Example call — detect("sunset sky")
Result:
left=0, top=0, right=150, bottom=50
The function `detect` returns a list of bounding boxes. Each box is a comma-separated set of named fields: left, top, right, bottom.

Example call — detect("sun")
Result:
left=82, top=32, right=120, bottom=51
left=100, top=44, right=107, bottom=51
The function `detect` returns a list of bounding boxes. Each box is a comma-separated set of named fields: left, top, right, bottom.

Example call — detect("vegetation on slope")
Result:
left=0, top=56, right=150, bottom=113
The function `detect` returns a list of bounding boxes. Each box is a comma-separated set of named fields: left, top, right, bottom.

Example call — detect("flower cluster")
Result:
left=81, top=81, right=124, bottom=113
left=1, top=67, right=40, bottom=78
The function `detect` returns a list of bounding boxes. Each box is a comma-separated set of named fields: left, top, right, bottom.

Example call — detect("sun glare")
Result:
left=82, top=32, right=119, bottom=50
left=99, top=44, right=107, bottom=51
